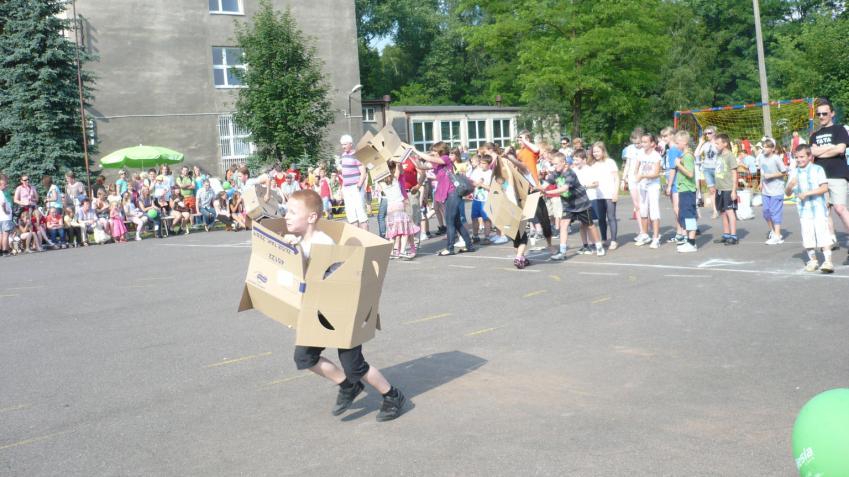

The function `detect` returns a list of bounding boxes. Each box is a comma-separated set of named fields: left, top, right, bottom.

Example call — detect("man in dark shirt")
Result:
left=810, top=100, right=849, bottom=254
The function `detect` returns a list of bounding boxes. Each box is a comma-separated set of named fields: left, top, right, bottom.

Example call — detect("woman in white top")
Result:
left=573, top=151, right=600, bottom=254
left=590, top=142, right=621, bottom=249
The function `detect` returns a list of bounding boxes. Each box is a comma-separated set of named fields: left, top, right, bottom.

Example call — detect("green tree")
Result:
left=0, top=0, right=95, bottom=186
left=233, top=0, right=334, bottom=169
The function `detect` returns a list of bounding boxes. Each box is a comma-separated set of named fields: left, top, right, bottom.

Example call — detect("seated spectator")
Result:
left=93, top=189, right=112, bottom=236
left=0, top=174, right=11, bottom=257
left=63, top=206, right=84, bottom=247
left=138, top=186, right=162, bottom=238
left=229, top=191, right=246, bottom=230
left=107, top=184, right=121, bottom=204
left=169, top=185, right=191, bottom=235
left=14, top=175, right=38, bottom=214
left=196, top=179, right=216, bottom=231
left=16, top=209, right=41, bottom=253
left=152, top=174, right=170, bottom=201
left=75, top=198, right=99, bottom=246
left=213, top=190, right=234, bottom=230
left=46, top=207, right=67, bottom=248
left=31, top=208, right=56, bottom=249
left=122, top=192, right=148, bottom=241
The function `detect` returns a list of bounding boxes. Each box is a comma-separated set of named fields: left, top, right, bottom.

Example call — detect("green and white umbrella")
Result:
left=99, top=145, right=184, bottom=169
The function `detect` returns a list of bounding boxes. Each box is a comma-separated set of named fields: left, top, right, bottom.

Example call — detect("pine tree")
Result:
left=233, top=0, right=334, bottom=169
left=0, top=0, right=94, bottom=186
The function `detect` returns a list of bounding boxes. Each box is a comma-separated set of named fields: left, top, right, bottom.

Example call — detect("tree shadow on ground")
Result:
left=341, top=350, right=487, bottom=421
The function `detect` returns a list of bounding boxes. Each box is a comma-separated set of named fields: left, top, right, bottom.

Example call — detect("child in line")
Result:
left=634, top=133, right=662, bottom=248
left=467, top=154, right=493, bottom=244
left=544, top=151, right=604, bottom=261
left=384, top=162, right=420, bottom=259
left=712, top=133, right=739, bottom=245
left=758, top=138, right=787, bottom=244
left=673, top=131, right=699, bottom=253
left=786, top=145, right=834, bottom=273
left=572, top=149, right=600, bottom=254
left=283, top=189, right=407, bottom=421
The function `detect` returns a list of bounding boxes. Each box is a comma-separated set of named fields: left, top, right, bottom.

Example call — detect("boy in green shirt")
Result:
left=674, top=131, right=699, bottom=252
left=712, top=133, right=739, bottom=245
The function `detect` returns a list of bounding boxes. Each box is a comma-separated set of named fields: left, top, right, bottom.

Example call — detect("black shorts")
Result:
left=563, top=209, right=593, bottom=225
left=715, top=190, right=738, bottom=212
left=293, top=345, right=370, bottom=384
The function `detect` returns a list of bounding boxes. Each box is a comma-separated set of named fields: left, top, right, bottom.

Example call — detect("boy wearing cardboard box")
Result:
left=283, top=189, right=406, bottom=421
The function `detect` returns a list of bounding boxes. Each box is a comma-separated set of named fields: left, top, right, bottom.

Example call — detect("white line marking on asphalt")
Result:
left=665, top=274, right=710, bottom=278
left=449, top=264, right=476, bottom=269
left=582, top=261, right=849, bottom=279
left=697, top=258, right=754, bottom=268
left=159, top=243, right=250, bottom=248
left=497, top=267, right=541, bottom=273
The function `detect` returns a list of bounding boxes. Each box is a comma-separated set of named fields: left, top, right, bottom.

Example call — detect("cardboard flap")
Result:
left=486, top=186, right=524, bottom=240
left=243, top=184, right=282, bottom=220
left=522, top=192, right=541, bottom=220
left=238, top=286, right=253, bottom=312
left=355, top=130, right=374, bottom=150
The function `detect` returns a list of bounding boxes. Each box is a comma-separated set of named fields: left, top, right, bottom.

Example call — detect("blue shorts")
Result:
left=667, top=171, right=678, bottom=193
left=470, top=199, right=489, bottom=221
left=0, top=219, right=13, bottom=233
left=761, top=195, right=784, bottom=224
left=677, top=191, right=698, bottom=231
left=703, top=167, right=716, bottom=188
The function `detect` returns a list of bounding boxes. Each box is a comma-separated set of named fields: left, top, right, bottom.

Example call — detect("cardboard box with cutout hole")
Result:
left=242, top=184, right=283, bottom=221
left=238, top=218, right=393, bottom=349
left=485, top=158, right=540, bottom=239
left=354, top=125, right=412, bottom=182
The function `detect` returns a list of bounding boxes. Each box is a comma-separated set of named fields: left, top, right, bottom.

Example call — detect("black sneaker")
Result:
left=472, top=236, right=481, bottom=244
left=331, top=381, right=364, bottom=416
left=724, top=237, right=739, bottom=245
left=376, top=388, right=406, bottom=422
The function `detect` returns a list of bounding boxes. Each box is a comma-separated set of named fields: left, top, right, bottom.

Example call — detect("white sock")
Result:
left=823, top=249, right=832, bottom=261
left=807, top=249, right=817, bottom=261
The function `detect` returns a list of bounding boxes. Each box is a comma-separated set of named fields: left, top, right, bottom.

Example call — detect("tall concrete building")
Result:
left=71, top=0, right=362, bottom=175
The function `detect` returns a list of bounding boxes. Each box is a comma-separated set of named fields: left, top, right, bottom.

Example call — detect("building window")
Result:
left=412, top=121, right=435, bottom=152
left=218, top=114, right=253, bottom=171
left=209, top=0, right=242, bottom=14
left=467, top=120, right=486, bottom=150
left=212, top=47, right=246, bottom=88
left=440, top=120, right=461, bottom=148
left=492, top=118, right=512, bottom=148
left=363, top=107, right=375, bottom=123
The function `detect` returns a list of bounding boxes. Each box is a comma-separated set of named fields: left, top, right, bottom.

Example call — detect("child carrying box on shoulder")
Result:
left=283, top=189, right=407, bottom=420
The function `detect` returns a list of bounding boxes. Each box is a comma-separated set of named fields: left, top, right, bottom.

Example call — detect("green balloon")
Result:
left=792, top=388, right=849, bottom=477
left=146, top=209, right=159, bottom=220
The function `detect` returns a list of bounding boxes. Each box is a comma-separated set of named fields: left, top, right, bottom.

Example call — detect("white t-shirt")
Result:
left=383, top=180, right=404, bottom=206
left=700, top=142, right=719, bottom=169
left=0, top=190, right=11, bottom=221
left=593, top=159, right=618, bottom=200
left=638, top=149, right=662, bottom=188
left=574, top=165, right=598, bottom=201
left=468, top=167, right=492, bottom=202
left=301, top=230, right=334, bottom=261
left=623, top=144, right=641, bottom=182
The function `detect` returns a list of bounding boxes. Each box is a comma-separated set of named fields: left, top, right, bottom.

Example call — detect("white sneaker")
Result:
left=633, top=233, right=647, bottom=242
left=455, top=239, right=466, bottom=248
left=765, top=235, right=784, bottom=245
left=419, top=232, right=429, bottom=241
left=805, top=259, right=819, bottom=272
left=596, top=246, right=606, bottom=257
left=609, top=241, right=618, bottom=250
left=677, top=242, right=697, bottom=253
left=635, top=235, right=652, bottom=246
left=492, top=235, right=509, bottom=245
left=649, top=239, right=659, bottom=249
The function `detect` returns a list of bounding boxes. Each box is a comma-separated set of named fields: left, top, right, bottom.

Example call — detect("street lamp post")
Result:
left=347, top=84, right=363, bottom=135
left=753, top=0, right=772, bottom=138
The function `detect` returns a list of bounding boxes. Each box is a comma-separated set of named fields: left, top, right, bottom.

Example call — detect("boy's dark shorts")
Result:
left=678, top=191, right=698, bottom=230
left=563, top=209, right=592, bottom=225
left=715, top=190, right=738, bottom=212
left=294, top=345, right=370, bottom=384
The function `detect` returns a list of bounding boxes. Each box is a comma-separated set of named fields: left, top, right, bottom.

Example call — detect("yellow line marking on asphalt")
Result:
left=260, top=373, right=313, bottom=387
left=5, top=286, right=44, bottom=291
left=497, top=267, right=541, bottom=273
left=523, top=290, right=547, bottom=298
left=466, top=326, right=504, bottom=337
left=405, top=313, right=452, bottom=324
left=628, top=275, right=637, bottom=282
left=0, top=294, right=19, bottom=298
left=449, top=264, right=476, bottom=269
left=549, top=274, right=561, bottom=282
left=206, top=352, right=273, bottom=368
left=592, top=296, right=611, bottom=304
left=0, top=430, right=70, bottom=451
left=0, top=404, right=30, bottom=413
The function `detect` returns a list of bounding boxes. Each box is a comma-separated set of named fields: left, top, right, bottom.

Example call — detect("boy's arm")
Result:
left=730, top=168, right=738, bottom=200
left=675, top=157, right=694, bottom=179
left=798, top=182, right=829, bottom=200
left=784, top=174, right=798, bottom=197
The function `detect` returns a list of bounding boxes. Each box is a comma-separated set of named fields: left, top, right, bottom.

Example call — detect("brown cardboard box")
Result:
left=242, top=184, right=283, bottom=220
left=354, top=125, right=411, bottom=182
left=485, top=158, right=539, bottom=239
left=238, top=218, right=393, bottom=349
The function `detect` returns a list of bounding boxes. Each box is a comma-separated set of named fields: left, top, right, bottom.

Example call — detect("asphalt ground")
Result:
left=1, top=201, right=848, bottom=476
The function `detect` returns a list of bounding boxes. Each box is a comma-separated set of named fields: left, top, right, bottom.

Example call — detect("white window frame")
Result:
left=467, top=119, right=487, bottom=151
left=209, top=0, right=243, bottom=15
left=212, top=47, right=247, bottom=88
left=440, top=120, right=461, bottom=148
left=218, top=114, right=253, bottom=172
left=492, top=118, right=512, bottom=148
left=411, top=120, right=435, bottom=152
left=362, top=107, right=376, bottom=123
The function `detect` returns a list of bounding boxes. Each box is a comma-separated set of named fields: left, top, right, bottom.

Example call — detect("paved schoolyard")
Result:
left=1, top=202, right=847, bottom=476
